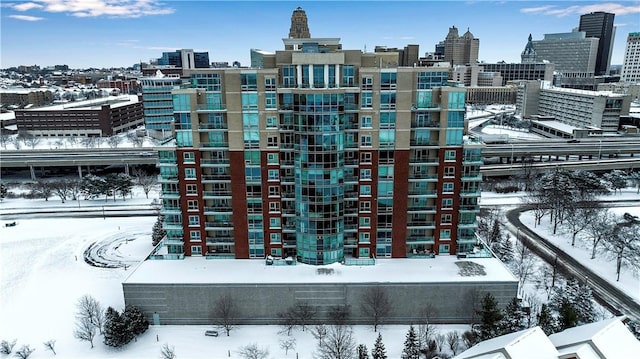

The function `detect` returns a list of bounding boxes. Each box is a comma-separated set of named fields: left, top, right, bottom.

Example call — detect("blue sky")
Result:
left=2, top=1, right=639, bottom=69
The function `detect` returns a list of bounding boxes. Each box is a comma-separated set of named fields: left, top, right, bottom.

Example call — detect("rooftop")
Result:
left=17, top=94, right=139, bottom=111
left=123, top=256, right=517, bottom=285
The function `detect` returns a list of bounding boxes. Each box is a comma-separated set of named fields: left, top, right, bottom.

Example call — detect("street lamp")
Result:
left=597, top=139, right=602, bottom=162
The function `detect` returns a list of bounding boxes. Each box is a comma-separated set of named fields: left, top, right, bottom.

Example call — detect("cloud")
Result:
left=12, top=2, right=44, bottom=11
left=10, top=0, right=175, bottom=18
left=8, top=14, right=44, bottom=21
left=520, top=2, right=640, bottom=17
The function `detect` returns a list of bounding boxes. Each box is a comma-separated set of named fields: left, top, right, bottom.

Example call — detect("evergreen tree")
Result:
left=371, top=332, right=387, bottom=359
left=401, top=325, right=420, bottom=359
left=558, top=299, right=578, bottom=331
left=0, top=182, right=7, bottom=201
left=537, top=304, right=558, bottom=335
left=500, top=297, right=527, bottom=334
left=152, top=215, right=166, bottom=246
left=103, top=307, right=133, bottom=347
left=123, top=305, right=149, bottom=336
left=573, top=281, right=596, bottom=325
left=357, top=344, right=370, bottom=359
left=475, top=293, right=504, bottom=340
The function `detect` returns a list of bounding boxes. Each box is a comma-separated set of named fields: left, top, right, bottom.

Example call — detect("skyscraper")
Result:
left=621, top=32, right=640, bottom=83
left=289, top=6, right=311, bottom=38
left=155, top=10, right=483, bottom=265
left=579, top=11, right=615, bottom=76
left=443, top=26, right=479, bottom=66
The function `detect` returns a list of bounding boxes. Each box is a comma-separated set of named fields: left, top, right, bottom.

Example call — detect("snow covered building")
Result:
left=153, top=30, right=485, bottom=264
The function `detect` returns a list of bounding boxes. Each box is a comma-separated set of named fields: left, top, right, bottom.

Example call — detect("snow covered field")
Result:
left=0, top=185, right=637, bottom=358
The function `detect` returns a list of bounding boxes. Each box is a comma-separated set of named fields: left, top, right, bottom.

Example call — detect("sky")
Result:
left=1, top=1, right=639, bottom=69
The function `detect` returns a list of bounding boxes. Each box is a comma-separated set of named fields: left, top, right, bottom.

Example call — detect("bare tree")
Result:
left=416, top=304, right=438, bottom=351
left=14, top=345, right=35, bottom=359
left=80, top=137, right=99, bottom=149
left=18, top=131, right=40, bottom=149
left=360, top=286, right=392, bottom=332
left=29, top=180, right=53, bottom=201
left=509, top=236, right=538, bottom=295
left=51, top=179, right=72, bottom=203
left=133, top=168, right=157, bottom=199
left=585, top=209, right=614, bottom=259
left=604, top=214, right=640, bottom=281
left=315, top=325, right=356, bottom=359
left=237, top=343, right=269, bottom=359
left=293, top=302, right=317, bottom=332
left=106, top=135, right=123, bottom=148
left=434, top=333, right=446, bottom=353
left=211, top=294, right=238, bottom=336
left=310, top=324, right=328, bottom=344
left=73, top=317, right=96, bottom=348
left=279, top=337, right=296, bottom=355
left=127, top=132, right=144, bottom=147
left=75, top=295, right=104, bottom=334
left=160, top=343, right=176, bottom=359
left=0, top=133, right=13, bottom=149
left=327, top=304, right=351, bottom=326
left=278, top=309, right=298, bottom=336
left=563, top=200, right=601, bottom=246
left=43, top=340, right=56, bottom=355
left=446, top=331, right=460, bottom=355
left=0, top=339, right=16, bottom=354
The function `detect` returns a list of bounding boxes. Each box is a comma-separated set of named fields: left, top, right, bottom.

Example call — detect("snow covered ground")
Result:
left=0, top=185, right=637, bottom=358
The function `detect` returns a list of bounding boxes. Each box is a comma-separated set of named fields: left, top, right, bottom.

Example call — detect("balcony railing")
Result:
left=196, top=104, right=227, bottom=112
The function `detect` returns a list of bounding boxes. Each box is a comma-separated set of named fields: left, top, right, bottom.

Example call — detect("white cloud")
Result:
left=520, top=2, right=640, bottom=17
left=11, top=0, right=175, bottom=18
left=12, top=2, right=44, bottom=11
left=8, top=14, right=44, bottom=21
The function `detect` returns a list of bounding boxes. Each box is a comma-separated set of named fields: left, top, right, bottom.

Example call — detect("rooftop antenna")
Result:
left=364, top=44, right=367, bottom=53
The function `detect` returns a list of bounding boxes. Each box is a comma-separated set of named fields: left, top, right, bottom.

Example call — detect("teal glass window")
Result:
left=265, top=93, right=277, bottom=109
left=360, top=185, right=371, bottom=196
left=380, top=93, right=396, bottom=110
left=380, top=112, right=395, bottom=128
left=282, top=65, right=296, bottom=88
left=205, top=93, right=223, bottom=109
left=445, top=129, right=463, bottom=145
left=379, top=130, right=395, bottom=148
left=447, top=112, right=464, bottom=128
left=302, top=65, right=310, bottom=87
left=448, top=91, right=465, bottom=109
left=184, top=168, right=196, bottom=179
left=172, top=94, right=190, bottom=111
left=361, top=92, right=372, bottom=108
left=270, top=233, right=281, bottom=244
left=342, top=65, right=354, bottom=86
left=328, top=65, right=336, bottom=86
left=313, top=65, right=324, bottom=87
left=241, top=93, right=258, bottom=110
left=380, top=72, right=396, bottom=90
left=417, top=71, right=448, bottom=89
left=378, top=181, right=393, bottom=196
left=241, top=73, right=257, bottom=91
left=175, top=131, right=193, bottom=147
left=244, top=151, right=260, bottom=165
left=191, top=73, right=221, bottom=91
left=378, top=166, right=394, bottom=179
left=416, top=90, right=432, bottom=108
left=266, top=116, right=278, bottom=128
left=173, top=113, right=191, bottom=130
left=361, top=116, right=372, bottom=128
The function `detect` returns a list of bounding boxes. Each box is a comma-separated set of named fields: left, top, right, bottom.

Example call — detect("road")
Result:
left=505, top=206, right=640, bottom=323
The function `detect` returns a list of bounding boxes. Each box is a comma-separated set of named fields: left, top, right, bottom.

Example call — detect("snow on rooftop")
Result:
left=124, top=255, right=518, bottom=285
left=20, top=95, right=138, bottom=111
left=548, top=317, right=640, bottom=359
left=453, top=327, right=559, bottom=359
left=531, top=119, right=580, bottom=134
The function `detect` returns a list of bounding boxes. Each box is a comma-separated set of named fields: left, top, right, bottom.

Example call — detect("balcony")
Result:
left=407, top=206, right=437, bottom=213
left=460, top=190, right=481, bottom=197
left=203, top=206, right=233, bottom=214
left=162, top=221, right=183, bottom=230
left=412, top=120, right=440, bottom=128
left=200, top=142, right=229, bottom=149
left=411, top=104, right=441, bottom=111
left=201, top=174, right=231, bottom=182
left=202, top=191, right=232, bottom=198
left=409, top=157, right=439, bottom=164
left=458, top=221, right=479, bottom=228
left=160, top=206, right=181, bottom=215
left=407, top=221, right=436, bottom=229
left=205, top=221, right=234, bottom=229
left=161, top=191, right=180, bottom=199
left=206, top=237, right=235, bottom=245
left=461, top=173, right=483, bottom=181
left=406, top=236, right=435, bottom=244
left=157, top=175, right=178, bottom=184
left=408, top=191, right=437, bottom=197
left=196, top=104, right=227, bottom=112
left=409, top=140, right=440, bottom=147
left=459, top=205, right=480, bottom=212
left=408, top=174, right=438, bottom=180
left=197, top=123, right=228, bottom=130
left=200, top=159, right=230, bottom=166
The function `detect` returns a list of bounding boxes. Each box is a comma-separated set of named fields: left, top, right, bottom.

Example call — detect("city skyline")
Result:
left=2, top=0, right=640, bottom=69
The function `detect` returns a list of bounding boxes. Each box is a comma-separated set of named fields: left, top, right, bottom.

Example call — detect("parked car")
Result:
left=204, top=330, right=219, bottom=337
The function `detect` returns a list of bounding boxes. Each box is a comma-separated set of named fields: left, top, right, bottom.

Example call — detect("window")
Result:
left=183, top=152, right=195, bottom=163
left=443, top=182, right=454, bottom=193
left=265, top=93, right=277, bottom=109
left=440, top=229, right=451, bottom=240
left=270, top=233, right=281, bottom=244
left=359, top=217, right=371, bottom=228
left=360, top=169, right=372, bottom=180
left=360, top=185, right=371, bottom=196
left=360, top=201, right=371, bottom=212
left=445, top=150, right=456, bottom=161
left=361, top=76, right=373, bottom=89
left=359, top=232, right=371, bottom=243
left=342, top=65, right=354, bottom=86
left=267, top=153, right=279, bottom=165
left=184, top=168, right=196, bottom=179
left=188, top=215, right=200, bottom=226
left=444, top=166, right=455, bottom=177
left=360, top=135, right=372, bottom=147
left=186, top=184, right=198, bottom=195
left=190, top=230, right=201, bottom=242
left=441, top=214, right=452, bottom=224
left=240, top=73, right=257, bottom=91
left=191, top=245, right=202, bottom=255
left=268, top=169, right=279, bottom=181
left=266, top=116, right=278, bottom=128
left=267, top=136, right=278, bottom=148
left=360, top=116, right=372, bottom=128
left=269, top=217, right=281, bottom=229
left=378, top=166, right=394, bottom=179
left=360, top=152, right=372, bottom=163
left=265, top=77, right=276, bottom=90
left=442, top=198, right=453, bottom=209
left=361, top=92, right=373, bottom=108
left=268, top=186, right=280, bottom=196
left=187, top=200, right=198, bottom=211
left=269, top=202, right=280, bottom=212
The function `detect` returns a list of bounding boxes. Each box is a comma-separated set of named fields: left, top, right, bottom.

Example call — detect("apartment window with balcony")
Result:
left=361, top=116, right=372, bottom=128
left=184, top=168, right=196, bottom=179
left=183, top=152, right=195, bottom=164
left=267, top=153, right=279, bottom=165
left=186, top=184, right=197, bottom=195
left=190, top=230, right=201, bottom=242
left=282, top=65, right=296, bottom=88
left=188, top=215, right=200, bottom=226
left=187, top=200, right=198, bottom=211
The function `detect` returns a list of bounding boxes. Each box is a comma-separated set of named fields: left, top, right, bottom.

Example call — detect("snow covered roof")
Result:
left=17, top=95, right=139, bottom=111
left=453, top=327, right=560, bottom=359
left=549, top=317, right=640, bottom=359
left=531, top=119, right=580, bottom=134
left=123, top=256, right=518, bottom=285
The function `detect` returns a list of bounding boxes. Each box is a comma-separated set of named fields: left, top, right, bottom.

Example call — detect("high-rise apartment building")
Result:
left=443, top=26, right=479, bottom=66
left=579, top=12, right=615, bottom=76
left=140, top=70, right=182, bottom=136
left=621, top=32, right=640, bottom=84
left=156, top=33, right=483, bottom=265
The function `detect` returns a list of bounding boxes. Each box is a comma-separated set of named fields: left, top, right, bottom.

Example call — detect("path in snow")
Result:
left=83, top=230, right=148, bottom=268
